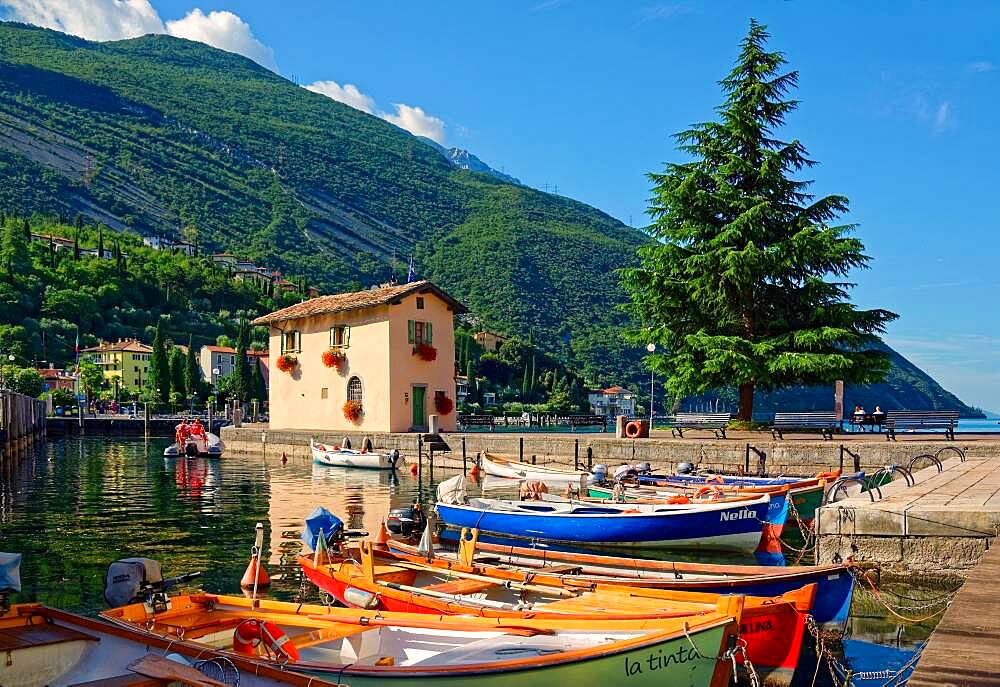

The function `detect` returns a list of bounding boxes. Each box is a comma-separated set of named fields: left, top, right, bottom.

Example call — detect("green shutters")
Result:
left=426, top=322, right=433, bottom=344
left=408, top=320, right=415, bottom=344
left=408, top=320, right=433, bottom=344
left=330, top=325, right=350, bottom=348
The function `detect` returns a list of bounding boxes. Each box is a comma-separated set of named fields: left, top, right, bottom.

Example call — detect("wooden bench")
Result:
left=771, top=412, right=839, bottom=440
left=885, top=410, right=959, bottom=441
left=665, top=412, right=731, bottom=439
left=559, top=415, right=607, bottom=430
left=458, top=415, right=496, bottom=432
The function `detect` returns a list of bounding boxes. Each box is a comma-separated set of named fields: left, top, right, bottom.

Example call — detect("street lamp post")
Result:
left=646, top=343, right=656, bottom=427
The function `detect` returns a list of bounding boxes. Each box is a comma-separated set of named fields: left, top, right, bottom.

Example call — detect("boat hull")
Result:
left=481, top=454, right=589, bottom=486
left=311, top=442, right=395, bottom=469
left=435, top=497, right=770, bottom=553
left=163, top=432, right=224, bottom=458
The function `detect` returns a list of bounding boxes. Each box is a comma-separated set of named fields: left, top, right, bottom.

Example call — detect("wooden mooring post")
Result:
left=0, top=390, right=47, bottom=463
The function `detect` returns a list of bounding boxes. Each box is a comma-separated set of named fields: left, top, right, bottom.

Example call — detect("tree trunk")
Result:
left=737, top=381, right=754, bottom=422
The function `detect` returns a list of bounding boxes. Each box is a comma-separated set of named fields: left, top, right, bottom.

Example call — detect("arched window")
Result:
left=347, top=376, right=363, bottom=403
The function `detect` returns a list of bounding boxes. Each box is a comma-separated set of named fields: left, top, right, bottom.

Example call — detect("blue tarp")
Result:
left=301, top=507, right=344, bottom=552
left=0, top=553, right=22, bottom=592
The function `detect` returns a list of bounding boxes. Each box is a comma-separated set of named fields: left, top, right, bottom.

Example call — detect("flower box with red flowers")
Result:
left=322, top=348, right=346, bottom=371
left=434, top=394, right=454, bottom=415
left=413, top=343, right=437, bottom=361
left=343, top=399, right=363, bottom=424
left=276, top=354, right=298, bottom=373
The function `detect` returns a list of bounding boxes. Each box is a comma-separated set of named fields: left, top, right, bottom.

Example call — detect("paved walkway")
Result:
left=909, top=541, right=1000, bottom=686
left=817, top=455, right=1000, bottom=538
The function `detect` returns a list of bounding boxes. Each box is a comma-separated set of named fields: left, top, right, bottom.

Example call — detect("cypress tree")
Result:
left=521, top=364, right=530, bottom=402
left=97, top=225, right=104, bottom=259
left=184, top=334, right=200, bottom=396
left=232, top=315, right=251, bottom=402
left=465, top=359, right=477, bottom=405
left=529, top=353, right=537, bottom=400
left=621, top=20, right=897, bottom=420
left=148, top=319, right=171, bottom=404
left=250, top=358, right=266, bottom=402
left=21, top=218, right=29, bottom=241
left=73, top=227, right=80, bottom=261
left=169, top=346, right=185, bottom=397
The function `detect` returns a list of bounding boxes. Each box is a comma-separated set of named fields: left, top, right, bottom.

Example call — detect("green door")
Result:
left=412, top=386, right=426, bottom=429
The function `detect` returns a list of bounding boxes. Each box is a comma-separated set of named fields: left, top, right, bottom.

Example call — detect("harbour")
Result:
left=0, top=435, right=972, bottom=684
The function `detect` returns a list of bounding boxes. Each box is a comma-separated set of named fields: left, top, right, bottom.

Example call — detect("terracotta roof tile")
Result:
left=251, top=280, right=466, bottom=326
left=81, top=339, right=152, bottom=353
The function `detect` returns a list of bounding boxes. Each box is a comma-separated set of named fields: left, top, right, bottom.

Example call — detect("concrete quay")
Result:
left=817, top=454, right=1000, bottom=581
left=221, top=425, right=1000, bottom=476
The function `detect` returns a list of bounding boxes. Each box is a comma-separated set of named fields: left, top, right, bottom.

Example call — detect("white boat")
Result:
left=311, top=438, right=401, bottom=470
left=480, top=452, right=590, bottom=487
left=163, top=430, right=225, bottom=458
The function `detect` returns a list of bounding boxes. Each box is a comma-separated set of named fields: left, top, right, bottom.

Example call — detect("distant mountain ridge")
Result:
left=419, top=137, right=520, bottom=184
left=0, top=20, right=982, bottom=415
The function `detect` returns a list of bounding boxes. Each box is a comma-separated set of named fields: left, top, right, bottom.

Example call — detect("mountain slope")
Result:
left=0, top=21, right=980, bottom=414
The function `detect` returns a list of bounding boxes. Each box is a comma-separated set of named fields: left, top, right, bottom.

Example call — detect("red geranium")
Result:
left=434, top=394, right=454, bottom=415
left=343, top=399, right=363, bottom=424
left=322, top=348, right=346, bottom=371
left=413, top=342, right=437, bottom=361
left=276, top=354, right=297, bottom=373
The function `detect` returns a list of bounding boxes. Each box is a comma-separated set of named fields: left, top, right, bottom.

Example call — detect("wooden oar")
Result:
left=389, top=560, right=580, bottom=598
left=128, top=655, right=229, bottom=687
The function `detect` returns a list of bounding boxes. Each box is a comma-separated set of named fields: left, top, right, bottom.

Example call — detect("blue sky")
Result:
left=4, top=1, right=999, bottom=411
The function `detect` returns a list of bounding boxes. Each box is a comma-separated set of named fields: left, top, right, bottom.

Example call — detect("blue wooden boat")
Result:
left=435, top=494, right=771, bottom=553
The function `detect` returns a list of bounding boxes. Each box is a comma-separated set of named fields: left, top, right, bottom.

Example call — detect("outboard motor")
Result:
left=387, top=503, right=426, bottom=537
left=0, top=552, right=22, bottom=613
left=104, top=558, right=201, bottom=612
left=591, top=464, right=608, bottom=484
left=388, top=448, right=402, bottom=470
left=635, top=462, right=652, bottom=475
left=676, top=462, right=695, bottom=475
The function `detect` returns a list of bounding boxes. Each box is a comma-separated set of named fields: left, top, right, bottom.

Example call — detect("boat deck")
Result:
left=909, top=542, right=1000, bottom=686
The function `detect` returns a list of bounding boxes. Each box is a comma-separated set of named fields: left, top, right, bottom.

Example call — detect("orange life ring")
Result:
left=695, top=486, right=724, bottom=499
left=233, top=619, right=300, bottom=662
left=624, top=421, right=642, bottom=438
left=666, top=495, right=690, bottom=505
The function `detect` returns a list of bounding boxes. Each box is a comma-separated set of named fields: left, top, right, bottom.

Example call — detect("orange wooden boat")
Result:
left=102, top=592, right=743, bottom=687
left=298, top=538, right=811, bottom=684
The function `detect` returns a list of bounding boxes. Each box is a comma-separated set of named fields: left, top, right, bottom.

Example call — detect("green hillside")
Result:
left=0, top=21, right=981, bottom=414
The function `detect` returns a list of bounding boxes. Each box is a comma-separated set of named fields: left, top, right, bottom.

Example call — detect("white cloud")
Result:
left=381, top=103, right=446, bottom=143
left=306, top=81, right=448, bottom=143
left=305, top=80, right=376, bottom=115
left=966, top=61, right=996, bottom=73
left=933, top=101, right=954, bottom=133
left=165, top=9, right=276, bottom=71
left=635, top=3, right=690, bottom=25
left=0, top=0, right=277, bottom=70
left=0, top=0, right=164, bottom=41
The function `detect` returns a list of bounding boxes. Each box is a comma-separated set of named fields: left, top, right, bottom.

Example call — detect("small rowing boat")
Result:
left=311, top=438, right=401, bottom=470
left=435, top=476, right=771, bottom=552
left=297, top=536, right=811, bottom=684
left=102, top=592, right=741, bottom=687
left=480, top=452, right=590, bottom=487
left=389, top=533, right=854, bottom=632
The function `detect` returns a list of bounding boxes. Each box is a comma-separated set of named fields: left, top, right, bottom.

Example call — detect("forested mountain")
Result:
left=0, top=21, right=980, bottom=414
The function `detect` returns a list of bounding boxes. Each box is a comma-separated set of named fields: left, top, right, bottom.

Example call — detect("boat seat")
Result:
left=541, top=564, right=583, bottom=575
left=423, top=578, right=498, bottom=595
left=0, top=622, right=99, bottom=652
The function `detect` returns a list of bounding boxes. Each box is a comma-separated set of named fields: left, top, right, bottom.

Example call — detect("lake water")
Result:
left=0, top=437, right=946, bottom=684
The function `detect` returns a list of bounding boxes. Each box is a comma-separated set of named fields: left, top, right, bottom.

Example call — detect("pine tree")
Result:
left=621, top=20, right=897, bottom=420
left=183, top=334, right=200, bottom=396
left=231, top=314, right=251, bottom=402
left=148, top=319, right=171, bottom=404
left=0, top=218, right=29, bottom=276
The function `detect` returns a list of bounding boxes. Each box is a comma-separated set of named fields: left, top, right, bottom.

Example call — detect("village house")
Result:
left=473, top=330, right=506, bottom=353
left=198, top=345, right=268, bottom=388
left=588, top=385, right=637, bottom=418
left=35, top=365, right=76, bottom=392
left=251, top=280, right=464, bottom=433
left=80, top=339, right=153, bottom=393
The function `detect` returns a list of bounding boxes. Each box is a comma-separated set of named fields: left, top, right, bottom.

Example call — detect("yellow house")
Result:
left=80, top=339, right=153, bottom=393
left=251, top=280, right=465, bottom=433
